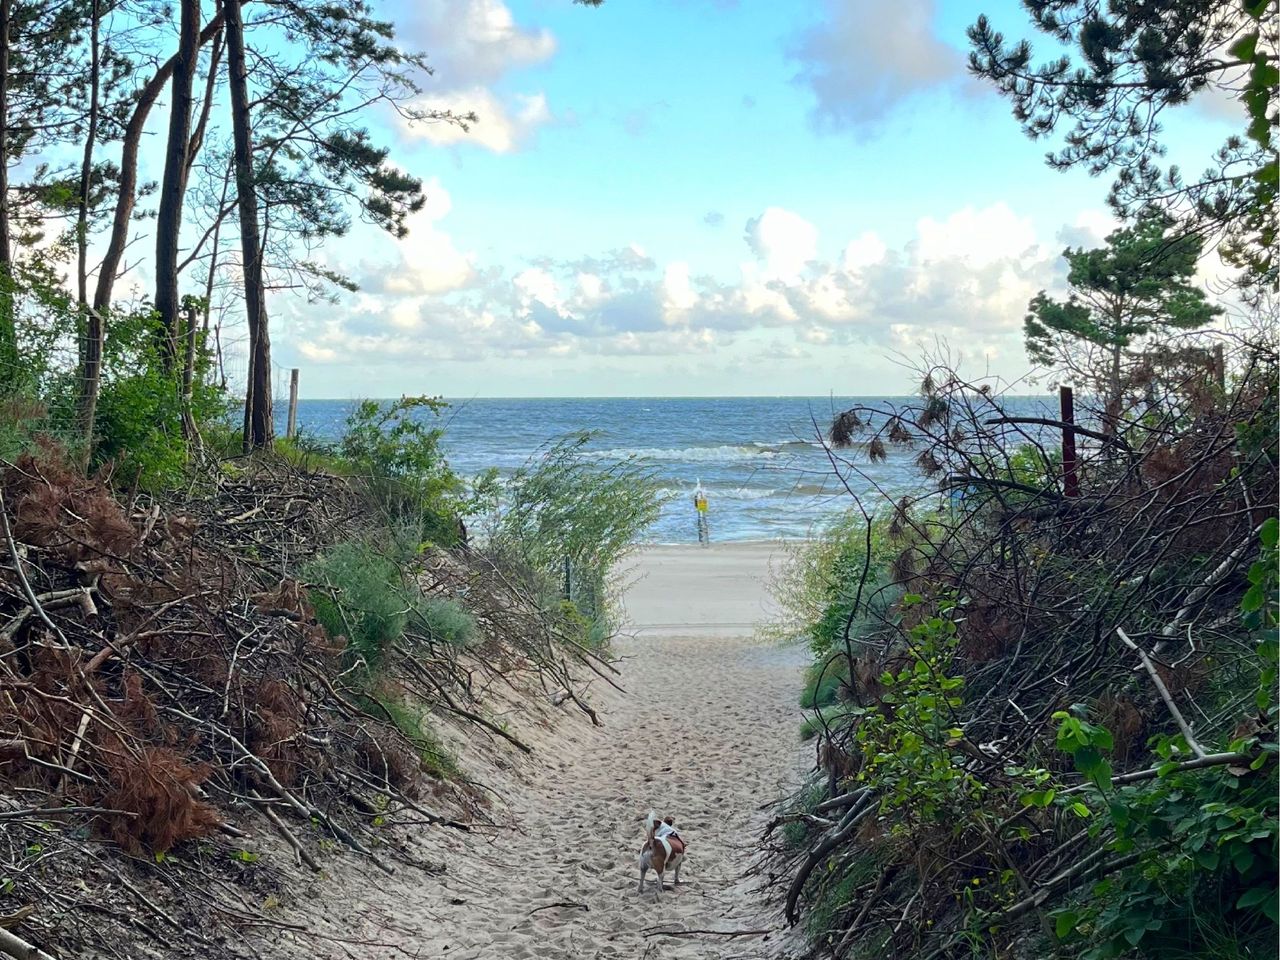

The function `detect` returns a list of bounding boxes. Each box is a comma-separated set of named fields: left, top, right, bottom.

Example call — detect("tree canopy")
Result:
left=969, top=1, right=1277, bottom=295
left=1025, top=210, right=1220, bottom=405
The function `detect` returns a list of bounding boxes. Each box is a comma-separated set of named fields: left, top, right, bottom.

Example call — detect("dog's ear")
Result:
left=663, top=816, right=675, bottom=825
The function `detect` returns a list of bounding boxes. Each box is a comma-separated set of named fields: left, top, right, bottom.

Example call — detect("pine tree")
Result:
left=1025, top=211, right=1220, bottom=424
left=969, top=1, right=1276, bottom=295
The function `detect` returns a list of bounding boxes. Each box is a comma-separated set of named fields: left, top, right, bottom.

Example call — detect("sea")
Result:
left=281, top=396, right=1055, bottom=544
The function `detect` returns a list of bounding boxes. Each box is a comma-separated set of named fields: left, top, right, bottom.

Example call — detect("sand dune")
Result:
left=265, top=543, right=809, bottom=959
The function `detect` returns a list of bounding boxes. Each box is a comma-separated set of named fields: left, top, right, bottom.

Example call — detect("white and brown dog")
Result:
left=638, top=811, right=685, bottom=895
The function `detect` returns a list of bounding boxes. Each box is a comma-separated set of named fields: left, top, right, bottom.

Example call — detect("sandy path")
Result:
left=435, top=635, right=809, bottom=958
left=272, top=544, right=809, bottom=959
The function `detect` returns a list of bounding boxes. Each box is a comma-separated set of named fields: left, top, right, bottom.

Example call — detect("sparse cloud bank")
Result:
left=292, top=196, right=1112, bottom=377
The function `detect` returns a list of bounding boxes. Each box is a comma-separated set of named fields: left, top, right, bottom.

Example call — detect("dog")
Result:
left=637, top=811, right=685, bottom=895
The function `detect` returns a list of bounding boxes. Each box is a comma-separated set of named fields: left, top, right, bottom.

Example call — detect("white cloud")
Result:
left=405, top=89, right=552, bottom=153
left=662, top=262, right=697, bottom=314
left=842, top=231, right=887, bottom=271
left=915, top=203, right=1037, bottom=267
left=401, top=0, right=555, bottom=87
left=513, top=266, right=562, bottom=309
left=744, top=207, right=819, bottom=282
left=362, top=179, right=475, bottom=296
left=789, top=1, right=968, bottom=131
left=297, top=342, right=338, bottom=362
left=390, top=0, right=559, bottom=153
left=294, top=203, right=1097, bottom=371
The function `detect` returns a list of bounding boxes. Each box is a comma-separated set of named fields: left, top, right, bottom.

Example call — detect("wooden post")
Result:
left=563, top=556, right=572, bottom=602
left=1060, top=385, right=1079, bottom=499
left=1212, top=343, right=1225, bottom=391
left=286, top=368, right=299, bottom=439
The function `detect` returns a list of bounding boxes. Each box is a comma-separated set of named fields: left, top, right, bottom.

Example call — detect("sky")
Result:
left=255, top=0, right=1242, bottom=399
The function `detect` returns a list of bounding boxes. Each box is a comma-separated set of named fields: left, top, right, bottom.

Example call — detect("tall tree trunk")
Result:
left=180, top=302, right=201, bottom=443
left=224, top=0, right=272, bottom=452
left=94, top=11, right=226, bottom=313
left=75, top=0, right=103, bottom=451
left=0, top=0, right=15, bottom=385
left=153, top=0, right=201, bottom=371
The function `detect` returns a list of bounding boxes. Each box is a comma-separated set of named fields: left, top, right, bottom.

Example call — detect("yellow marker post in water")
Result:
left=693, top=481, right=710, bottom=544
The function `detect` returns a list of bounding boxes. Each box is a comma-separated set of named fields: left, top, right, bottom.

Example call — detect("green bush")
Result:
left=487, top=434, right=664, bottom=637
left=800, top=704, right=858, bottom=742
left=411, top=596, right=476, bottom=647
left=305, top=542, right=407, bottom=671
left=801, top=653, right=849, bottom=709
left=336, top=396, right=497, bottom=546
left=806, top=850, right=882, bottom=941
left=763, top=511, right=899, bottom=654
left=1050, top=518, right=1280, bottom=960
left=781, top=778, right=829, bottom=849
left=92, top=307, right=226, bottom=489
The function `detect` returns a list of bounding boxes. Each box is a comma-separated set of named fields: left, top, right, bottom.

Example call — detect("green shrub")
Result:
left=806, top=850, right=882, bottom=941
left=305, top=542, right=407, bottom=671
left=800, top=704, right=858, bottom=742
left=92, top=307, right=226, bottom=489
left=368, top=694, right=459, bottom=780
left=487, top=434, right=664, bottom=637
left=1050, top=519, right=1280, bottom=960
left=336, top=396, right=497, bottom=546
left=801, top=653, right=849, bottom=709
left=411, top=596, right=476, bottom=647
left=0, top=393, right=60, bottom=462
left=781, top=778, right=829, bottom=849
left=763, top=510, right=899, bottom=654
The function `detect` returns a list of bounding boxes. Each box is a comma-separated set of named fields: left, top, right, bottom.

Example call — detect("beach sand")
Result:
left=619, top=541, right=786, bottom=638
left=271, top=542, right=810, bottom=959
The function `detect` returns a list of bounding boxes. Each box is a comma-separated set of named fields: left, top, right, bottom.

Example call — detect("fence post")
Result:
left=1060, top=385, right=1079, bottom=499
left=563, top=556, right=572, bottom=602
left=286, top=368, right=299, bottom=439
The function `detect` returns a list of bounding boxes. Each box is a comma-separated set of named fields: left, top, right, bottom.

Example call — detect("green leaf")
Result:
left=1055, top=910, right=1080, bottom=939
left=1243, top=585, right=1266, bottom=613
left=1195, top=848, right=1221, bottom=870
left=1070, top=802, right=1092, bottom=818
left=1262, top=516, right=1279, bottom=549
left=1237, top=886, right=1275, bottom=910
left=1230, top=32, right=1259, bottom=61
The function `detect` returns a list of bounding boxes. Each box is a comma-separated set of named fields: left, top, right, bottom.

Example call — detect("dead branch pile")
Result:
left=774, top=335, right=1279, bottom=958
left=0, top=446, right=607, bottom=959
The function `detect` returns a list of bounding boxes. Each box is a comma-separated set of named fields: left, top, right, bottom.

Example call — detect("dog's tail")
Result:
left=645, top=810, right=658, bottom=840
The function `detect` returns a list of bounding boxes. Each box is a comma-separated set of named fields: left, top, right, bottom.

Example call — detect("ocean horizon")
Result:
left=279, top=395, right=1054, bottom=544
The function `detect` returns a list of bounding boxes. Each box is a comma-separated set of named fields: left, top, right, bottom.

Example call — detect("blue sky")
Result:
left=271, top=0, right=1241, bottom=398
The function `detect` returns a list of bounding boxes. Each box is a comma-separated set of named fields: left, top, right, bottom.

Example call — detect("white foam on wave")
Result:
left=583, top=444, right=783, bottom=463
left=653, top=484, right=782, bottom=501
